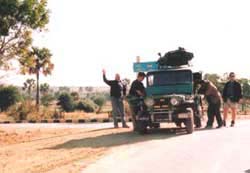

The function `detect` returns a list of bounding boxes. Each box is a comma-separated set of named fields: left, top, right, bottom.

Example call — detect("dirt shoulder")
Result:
left=0, top=125, right=132, bottom=173
left=0, top=123, right=183, bottom=173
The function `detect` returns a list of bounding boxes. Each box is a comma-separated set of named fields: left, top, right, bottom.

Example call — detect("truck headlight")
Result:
left=144, top=98, right=155, bottom=107
left=170, top=97, right=180, bottom=106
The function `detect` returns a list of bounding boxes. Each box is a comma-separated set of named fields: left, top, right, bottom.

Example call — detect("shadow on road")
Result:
left=194, top=127, right=222, bottom=132
left=245, top=169, right=250, bottom=173
left=49, top=128, right=188, bottom=150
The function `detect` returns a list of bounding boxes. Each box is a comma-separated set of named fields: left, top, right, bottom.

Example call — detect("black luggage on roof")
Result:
left=158, top=47, right=193, bottom=66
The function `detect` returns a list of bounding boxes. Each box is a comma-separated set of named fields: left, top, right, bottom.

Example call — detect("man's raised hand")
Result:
left=102, top=69, right=106, bottom=75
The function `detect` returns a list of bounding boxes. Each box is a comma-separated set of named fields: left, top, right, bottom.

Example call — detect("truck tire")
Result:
left=185, top=109, right=194, bottom=134
left=186, top=117, right=194, bottom=134
left=136, top=121, right=148, bottom=134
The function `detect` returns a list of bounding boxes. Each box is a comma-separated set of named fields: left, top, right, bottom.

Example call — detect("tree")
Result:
left=19, top=47, right=54, bottom=108
left=204, top=73, right=224, bottom=93
left=204, top=73, right=220, bottom=85
left=41, top=94, right=54, bottom=106
left=70, top=92, right=80, bottom=101
left=22, top=78, right=35, bottom=98
left=0, top=0, right=49, bottom=69
left=75, top=99, right=97, bottom=113
left=40, top=83, right=49, bottom=96
left=92, top=95, right=106, bottom=113
left=0, top=85, right=20, bottom=111
left=238, top=78, right=250, bottom=99
left=54, top=91, right=61, bottom=100
left=57, top=93, right=74, bottom=112
left=40, top=83, right=53, bottom=106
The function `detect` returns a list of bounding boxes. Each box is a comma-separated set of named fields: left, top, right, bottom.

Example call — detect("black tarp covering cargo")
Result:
left=158, top=47, right=193, bottom=66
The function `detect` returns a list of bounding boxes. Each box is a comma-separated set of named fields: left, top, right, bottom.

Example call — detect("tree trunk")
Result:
left=36, top=70, right=40, bottom=110
left=28, top=89, right=31, bottom=100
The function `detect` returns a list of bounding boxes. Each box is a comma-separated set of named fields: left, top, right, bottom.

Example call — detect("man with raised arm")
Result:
left=102, top=69, right=129, bottom=128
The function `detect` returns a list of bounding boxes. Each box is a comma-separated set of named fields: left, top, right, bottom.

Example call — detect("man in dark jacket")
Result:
left=128, top=72, right=146, bottom=130
left=222, top=72, right=243, bottom=127
left=129, top=72, right=146, bottom=98
left=102, top=69, right=129, bottom=128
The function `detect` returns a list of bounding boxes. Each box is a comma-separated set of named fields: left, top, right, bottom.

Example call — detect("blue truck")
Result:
left=128, top=48, right=202, bottom=134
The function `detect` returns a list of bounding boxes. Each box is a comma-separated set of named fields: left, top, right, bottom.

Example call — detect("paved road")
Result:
left=82, top=120, right=250, bottom=173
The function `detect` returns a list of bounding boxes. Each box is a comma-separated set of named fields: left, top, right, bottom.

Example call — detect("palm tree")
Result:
left=40, top=83, right=50, bottom=96
left=20, top=47, right=54, bottom=108
left=23, top=78, right=36, bottom=99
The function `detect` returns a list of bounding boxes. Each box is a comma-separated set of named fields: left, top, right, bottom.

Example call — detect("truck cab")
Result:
left=128, top=48, right=202, bottom=134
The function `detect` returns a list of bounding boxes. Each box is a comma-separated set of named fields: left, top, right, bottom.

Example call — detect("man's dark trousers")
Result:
left=207, top=103, right=223, bottom=126
left=111, top=96, right=126, bottom=127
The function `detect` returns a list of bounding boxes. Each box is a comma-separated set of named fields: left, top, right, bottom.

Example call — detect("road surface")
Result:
left=82, top=120, right=250, bottom=173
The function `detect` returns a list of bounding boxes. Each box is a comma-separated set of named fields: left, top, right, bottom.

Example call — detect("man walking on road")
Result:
left=222, top=72, right=243, bottom=127
left=102, top=69, right=129, bottom=128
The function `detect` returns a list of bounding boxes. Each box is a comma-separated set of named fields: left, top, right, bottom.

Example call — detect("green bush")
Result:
left=57, top=93, right=74, bottom=112
left=0, top=86, right=21, bottom=111
left=91, top=95, right=107, bottom=113
left=76, top=99, right=98, bottom=113
left=41, top=94, right=55, bottom=106
left=70, top=92, right=80, bottom=101
left=92, top=96, right=106, bottom=107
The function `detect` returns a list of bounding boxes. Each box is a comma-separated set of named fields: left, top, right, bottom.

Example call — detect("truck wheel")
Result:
left=185, top=109, right=194, bottom=134
left=136, top=121, right=148, bottom=134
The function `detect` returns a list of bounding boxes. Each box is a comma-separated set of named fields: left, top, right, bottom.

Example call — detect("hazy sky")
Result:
left=4, top=0, right=250, bottom=86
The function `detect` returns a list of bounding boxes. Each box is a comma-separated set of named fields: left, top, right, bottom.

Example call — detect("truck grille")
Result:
left=152, top=97, right=171, bottom=110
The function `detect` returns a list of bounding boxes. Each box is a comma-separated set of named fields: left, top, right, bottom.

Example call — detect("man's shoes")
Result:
left=122, top=124, right=129, bottom=128
left=114, top=124, right=119, bottom=128
left=222, top=120, right=226, bottom=127
left=230, top=120, right=235, bottom=127
left=216, top=125, right=223, bottom=129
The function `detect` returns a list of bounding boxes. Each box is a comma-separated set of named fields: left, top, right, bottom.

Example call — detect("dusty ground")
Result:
left=0, top=124, right=132, bottom=173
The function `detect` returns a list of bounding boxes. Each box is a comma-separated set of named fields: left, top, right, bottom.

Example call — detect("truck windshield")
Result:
left=147, top=70, right=192, bottom=86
